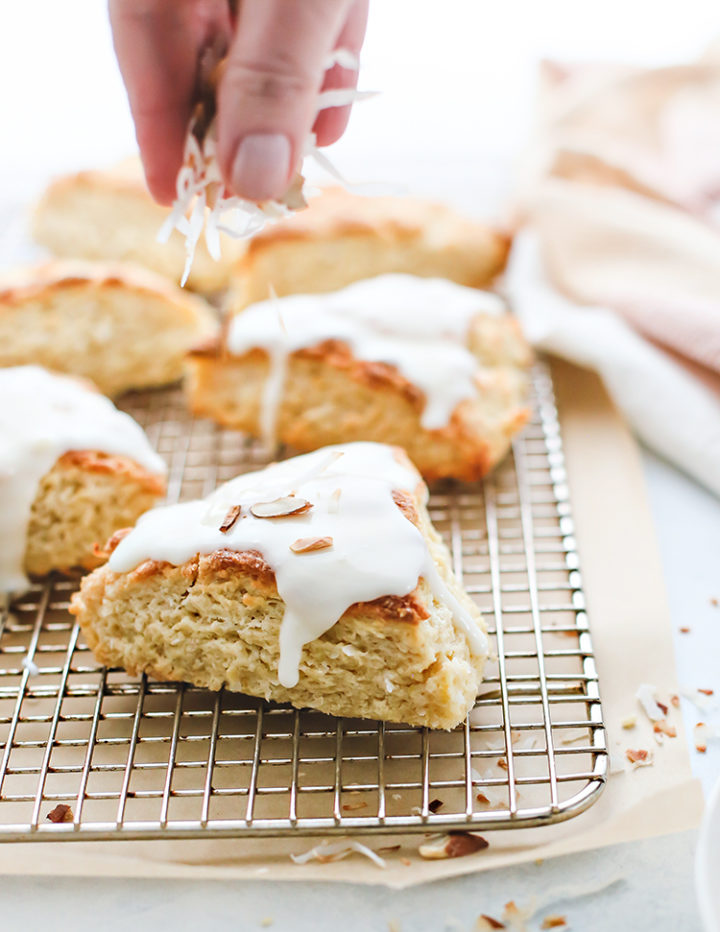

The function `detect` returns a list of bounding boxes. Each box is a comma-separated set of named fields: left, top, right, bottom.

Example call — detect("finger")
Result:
left=313, top=0, right=369, bottom=147
left=109, top=0, right=199, bottom=203
left=216, top=0, right=354, bottom=202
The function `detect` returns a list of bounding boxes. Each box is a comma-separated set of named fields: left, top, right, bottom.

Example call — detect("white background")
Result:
left=1, top=2, right=720, bottom=928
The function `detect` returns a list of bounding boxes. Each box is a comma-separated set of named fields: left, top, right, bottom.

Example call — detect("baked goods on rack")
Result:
left=0, top=366, right=167, bottom=597
left=227, top=186, right=511, bottom=310
left=188, top=274, right=531, bottom=481
left=71, top=442, right=488, bottom=729
left=0, top=260, right=217, bottom=396
left=32, top=159, right=245, bottom=292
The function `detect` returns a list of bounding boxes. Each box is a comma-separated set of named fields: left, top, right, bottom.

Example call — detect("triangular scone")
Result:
left=0, top=260, right=217, bottom=395
left=227, top=186, right=510, bottom=310
left=32, top=159, right=246, bottom=292
left=188, top=275, right=532, bottom=482
left=71, top=443, right=488, bottom=730
left=1, top=367, right=167, bottom=597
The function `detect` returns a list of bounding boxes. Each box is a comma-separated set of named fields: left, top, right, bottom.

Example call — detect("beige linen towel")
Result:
left=511, top=44, right=720, bottom=495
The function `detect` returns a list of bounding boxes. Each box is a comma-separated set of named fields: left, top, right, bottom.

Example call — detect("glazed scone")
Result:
left=71, top=443, right=488, bottom=729
left=188, top=275, right=532, bottom=482
left=25, top=450, right=165, bottom=579
left=0, top=260, right=217, bottom=395
left=227, top=187, right=511, bottom=310
left=1, top=366, right=167, bottom=596
left=32, top=158, right=245, bottom=292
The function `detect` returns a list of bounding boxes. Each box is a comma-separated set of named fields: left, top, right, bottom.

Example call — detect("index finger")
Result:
left=109, top=1, right=226, bottom=204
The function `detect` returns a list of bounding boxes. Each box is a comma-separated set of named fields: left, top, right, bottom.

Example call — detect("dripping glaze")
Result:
left=108, top=442, right=488, bottom=687
left=226, top=274, right=506, bottom=443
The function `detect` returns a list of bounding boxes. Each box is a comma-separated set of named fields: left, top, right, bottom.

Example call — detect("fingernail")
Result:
left=231, top=133, right=291, bottom=202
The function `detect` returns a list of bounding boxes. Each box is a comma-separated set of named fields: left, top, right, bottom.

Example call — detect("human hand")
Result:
left=109, top=0, right=368, bottom=205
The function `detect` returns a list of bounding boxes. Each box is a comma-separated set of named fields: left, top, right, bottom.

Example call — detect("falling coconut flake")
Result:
left=158, top=45, right=373, bottom=286
left=22, top=655, right=39, bottom=676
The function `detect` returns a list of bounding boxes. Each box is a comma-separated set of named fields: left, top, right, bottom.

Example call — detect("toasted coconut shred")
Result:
left=290, top=838, right=387, bottom=869
left=159, top=46, right=370, bottom=286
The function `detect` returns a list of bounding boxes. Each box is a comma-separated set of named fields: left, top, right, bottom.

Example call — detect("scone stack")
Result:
left=2, top=164, right=532, bottom=728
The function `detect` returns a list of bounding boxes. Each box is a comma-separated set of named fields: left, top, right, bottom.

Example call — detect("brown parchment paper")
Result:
left=0, top=360, right=703, bottom=887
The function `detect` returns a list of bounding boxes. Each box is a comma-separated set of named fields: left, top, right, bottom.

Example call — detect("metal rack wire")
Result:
left=0, top=363, right=607, bottom=841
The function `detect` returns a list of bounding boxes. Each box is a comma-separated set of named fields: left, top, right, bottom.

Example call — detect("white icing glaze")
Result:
left=226, top=274, right=505, bottom=431
left=0, top=366, right=167, bottom=596
left=108, top=442, right=487, bottom=687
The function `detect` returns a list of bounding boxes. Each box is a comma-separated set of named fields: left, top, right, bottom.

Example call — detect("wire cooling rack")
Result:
left=0, top=363, right=607, bottom=841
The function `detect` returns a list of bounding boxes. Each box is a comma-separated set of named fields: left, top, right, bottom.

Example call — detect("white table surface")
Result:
left=2, top=2, right=719, bottom=928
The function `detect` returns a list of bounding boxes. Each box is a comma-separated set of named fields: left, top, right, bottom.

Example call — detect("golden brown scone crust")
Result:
left=228, top=187, right=511, bottom=309
left=24, top=451, right=166, bottom=578
left=70, top=468, right=486, bottom=729
left=32, top=159, right=245, bottom=292
left=187, top=313, right=532, bottom=482
left=0, top=259, right=217, bottom=395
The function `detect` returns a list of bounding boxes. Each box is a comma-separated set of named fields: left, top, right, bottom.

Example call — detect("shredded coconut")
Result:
left=22, top=655, right=39, bottom=676
left=159, top=47, right=373, bottom=286
left=635, top=684, right=666, bottom=722
left=290, top=838, right=387, bottom=868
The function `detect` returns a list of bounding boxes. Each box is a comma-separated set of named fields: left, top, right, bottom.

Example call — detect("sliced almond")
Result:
left=476, top=916, right=505, bottom=930
left=698, top=688, right=715, bottom=696
left=250, top=496, right=312, bottom=519
left=625, top=748, right=653, bottom=767
left=653, top=720, right=677, bottom=738
left=671, top=694, right=680, bottom=708
left=219, top=504, right=242, bottom=533
left=541, top=917, right=568, bottom=929
left=290, top=536, right=333, bottom=554
left=694, top=721, right=710, bottom=753
left=47, top=804, right=73, bottom=823
left=341, top=801, right=367, bottom=812
left=418, top=831, right=488, bottom=860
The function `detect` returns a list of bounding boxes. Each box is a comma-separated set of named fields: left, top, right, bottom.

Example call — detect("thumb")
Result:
left=216, top=0, right=353, bottom=202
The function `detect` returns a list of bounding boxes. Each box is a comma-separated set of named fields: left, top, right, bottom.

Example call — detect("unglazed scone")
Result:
left=227, top=186, right=511, bottom=310
left=71, top=443, right=488, bottom=729
left=32, top=158, right=245, bottom=292
left=1, top=366, right=167, bottom=596
left=0, top=260, right=217, bottom=395
left=188, top=275, right=532, bottom=482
